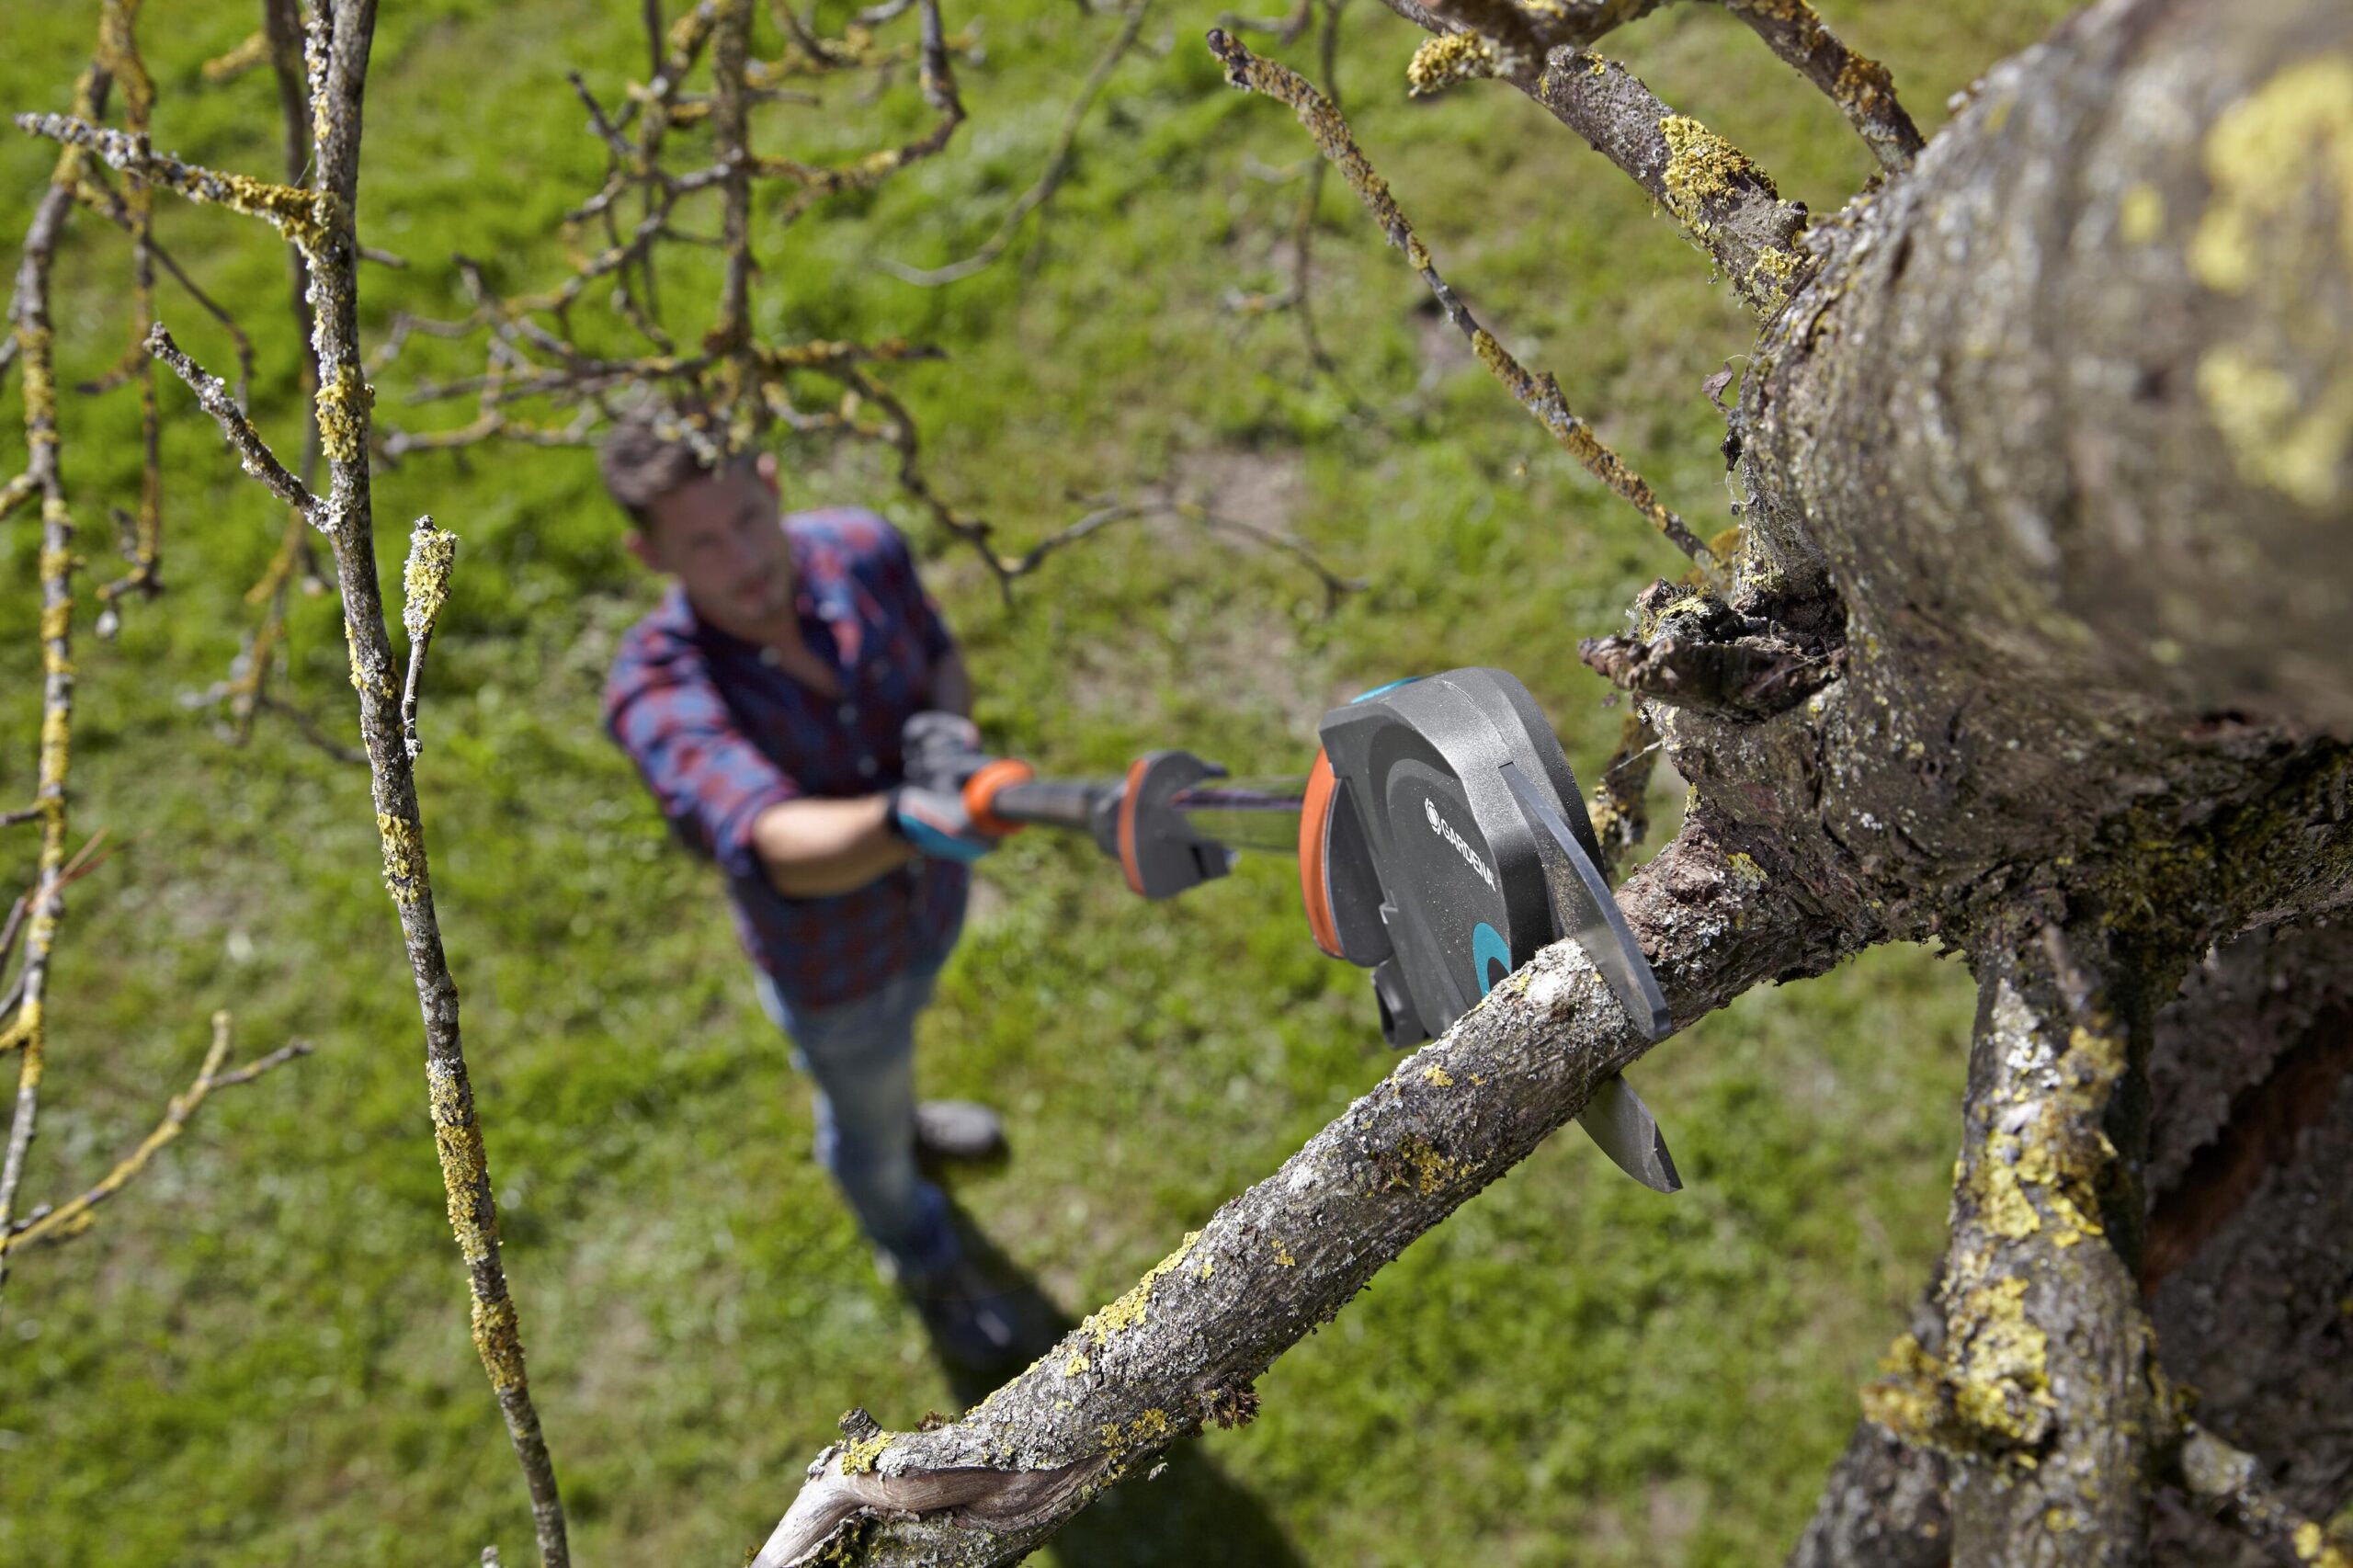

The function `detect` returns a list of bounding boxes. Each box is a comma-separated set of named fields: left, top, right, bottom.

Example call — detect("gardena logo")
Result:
left=1425, top=796, right=1497, bottom=892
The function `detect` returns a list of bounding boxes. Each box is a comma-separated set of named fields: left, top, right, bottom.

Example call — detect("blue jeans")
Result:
left=754, top=960, right=961, bottom=1284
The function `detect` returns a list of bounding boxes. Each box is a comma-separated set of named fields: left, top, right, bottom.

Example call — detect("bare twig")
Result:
left=881, top=0, right=1152, bottom=286
left=107, top=5, right=571, bottom=1560
left=147, top=324, right=323, bottom=523
left=0, top=1014, right=311, bottom=1255
left=1207, top=29, right=1720, bottom=574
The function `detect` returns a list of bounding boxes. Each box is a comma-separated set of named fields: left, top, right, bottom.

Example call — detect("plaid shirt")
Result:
left=604, top=507, right=968, bottom=1010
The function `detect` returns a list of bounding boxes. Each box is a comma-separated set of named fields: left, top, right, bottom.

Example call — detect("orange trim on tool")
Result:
left=961, top=758, right=1036, bottom=836
left=1299, top=748, right=1343, bottom=958
left=1116, top=756, right=1151, bottom=897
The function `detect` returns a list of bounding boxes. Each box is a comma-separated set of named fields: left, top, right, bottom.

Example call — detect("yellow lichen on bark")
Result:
left=1948, top=1276, right=2055, bottom=1446
left=314, top=361, right=374, bottom=468
left=1406, top=34, right=1501, bottom=97
left=1085, top=1230, right=1200, bottom=1342
left=473, top=1290, right=529, bottom=1392
left=426, top=1058, right=496, bottom=1265
left=2188, top=57, right=2353, bottom=507
left=377, top=812, right=427, bottom=904
left=1859, top=1331, right=1943, bottom=1444
left=1659, top=114, right=1775, bottom=233
left=402, top=518, right=458, bottom=642
left=841, top=1429, right=893, bottom=1475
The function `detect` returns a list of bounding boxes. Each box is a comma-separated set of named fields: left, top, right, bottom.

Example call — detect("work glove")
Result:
left=887, top=784, right=1000, bottom=863
left=899, top=711, right=986, bottom=793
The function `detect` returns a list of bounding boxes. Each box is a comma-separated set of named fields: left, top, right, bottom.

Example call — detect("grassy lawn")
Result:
left=0, top=2, right=2073, bottom=1562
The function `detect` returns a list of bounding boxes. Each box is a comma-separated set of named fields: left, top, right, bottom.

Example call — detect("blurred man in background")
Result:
left=599, top=409, right=1021, bottom=1368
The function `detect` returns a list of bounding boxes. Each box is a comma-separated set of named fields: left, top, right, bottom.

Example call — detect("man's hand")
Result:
left=900, top=710, right=985, bottom=793
left=887, top=784, right=1002, bottom=863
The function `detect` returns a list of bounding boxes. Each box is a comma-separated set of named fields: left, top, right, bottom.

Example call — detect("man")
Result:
left=599, top=409, right=1019, bottom=1366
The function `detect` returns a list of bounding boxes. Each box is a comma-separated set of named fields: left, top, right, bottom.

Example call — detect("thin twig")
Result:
left=1207, top=29, right=1720, bottom=574
left=147, top=324, right=323, bottom=523
left=881, top=0, right=1152, bottom=286
left=0, top=1014, right=311, bottom=1255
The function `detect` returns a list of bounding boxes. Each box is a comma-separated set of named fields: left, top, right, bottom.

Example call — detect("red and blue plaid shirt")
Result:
left=604, top=507, right=968, bottom=1009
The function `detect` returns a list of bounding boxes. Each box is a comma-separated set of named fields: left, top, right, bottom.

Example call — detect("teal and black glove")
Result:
left=887, top=784, right=1000, bottom=863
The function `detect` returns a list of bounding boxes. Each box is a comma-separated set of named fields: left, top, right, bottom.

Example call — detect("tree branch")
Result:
left=1, top=1013, right=310, bottom=1254
left=1717, top=0, right=1920, bottom=175
left=1207, top=28, right=1720, bottom=573
left=128, top=5, right=571, bottom=1562
left=0, top=51, right=113, bottom=1312
left=1378, top=0, right=1811, bottom=316
left=1862, top=922, right=2168, bottom=1565
left=755, top=818, right=1854, bottom=1565
left=147, top=324, right=323, bottom=524
left=881, top=0, right=1153, bottom=286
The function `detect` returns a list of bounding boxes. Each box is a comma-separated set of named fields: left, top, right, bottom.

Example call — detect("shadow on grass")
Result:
left=922, top=1195, right=1306, bottom=1568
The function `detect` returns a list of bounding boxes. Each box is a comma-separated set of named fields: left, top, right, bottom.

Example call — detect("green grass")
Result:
left=0, top=2, right=2072, bottom=1562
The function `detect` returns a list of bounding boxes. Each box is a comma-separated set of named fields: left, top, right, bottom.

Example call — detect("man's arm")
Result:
left=750, top=795, right=916, bottom=897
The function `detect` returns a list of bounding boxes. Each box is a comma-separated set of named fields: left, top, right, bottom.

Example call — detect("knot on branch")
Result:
left=1581, top=581, right=1839, bottom=718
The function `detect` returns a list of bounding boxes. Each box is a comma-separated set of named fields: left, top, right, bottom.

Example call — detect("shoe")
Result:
left=915, top=1099, right=1006, bottom=1163
left=905, top=1257, right=1026, bottom=1371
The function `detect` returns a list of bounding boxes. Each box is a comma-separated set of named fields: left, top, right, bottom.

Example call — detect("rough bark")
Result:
left=1797, top=921, right=2353, bottom=1567
left=2149, top=926, right=2353, bottom=1565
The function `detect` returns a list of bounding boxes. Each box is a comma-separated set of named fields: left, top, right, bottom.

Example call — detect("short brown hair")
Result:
left=597, top=404, right=736, bottom=529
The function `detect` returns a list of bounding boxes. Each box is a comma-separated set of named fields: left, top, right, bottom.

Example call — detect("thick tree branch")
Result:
left=1862, top=923, right=2169, bottom=1565
left=756, top=818, right=1858, bottom=1565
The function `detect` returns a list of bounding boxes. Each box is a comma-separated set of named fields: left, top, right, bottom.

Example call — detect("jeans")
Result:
left=754, top=960, right=961, bottom=1284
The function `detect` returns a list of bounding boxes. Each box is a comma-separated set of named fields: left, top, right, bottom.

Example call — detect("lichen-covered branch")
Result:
left=0, top=51, right=112, bottom=1312
left=1863, top=924, right=2168, bottom=1565
left=13, top=112, right=335, bottom=254
left=1208, top=28, right=1719, bottom=573
left=1, top=1013, right=310, bottom=1255
left=101, top=5, right=571, bottom=1562
left=756, top=819, right=1854, bottom=1565
left=399, top=517, right=456, bottom=759
left=1717, top=0, right=1920, bottom=175
left=1381, top=0, right=1812, bottom=316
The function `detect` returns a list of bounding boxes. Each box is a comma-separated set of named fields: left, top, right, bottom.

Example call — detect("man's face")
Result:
left=630, top=455, right=794, bottom=629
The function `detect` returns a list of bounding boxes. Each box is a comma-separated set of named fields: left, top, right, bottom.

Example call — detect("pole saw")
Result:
left=941, top=668, right=1680, bottom=1193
